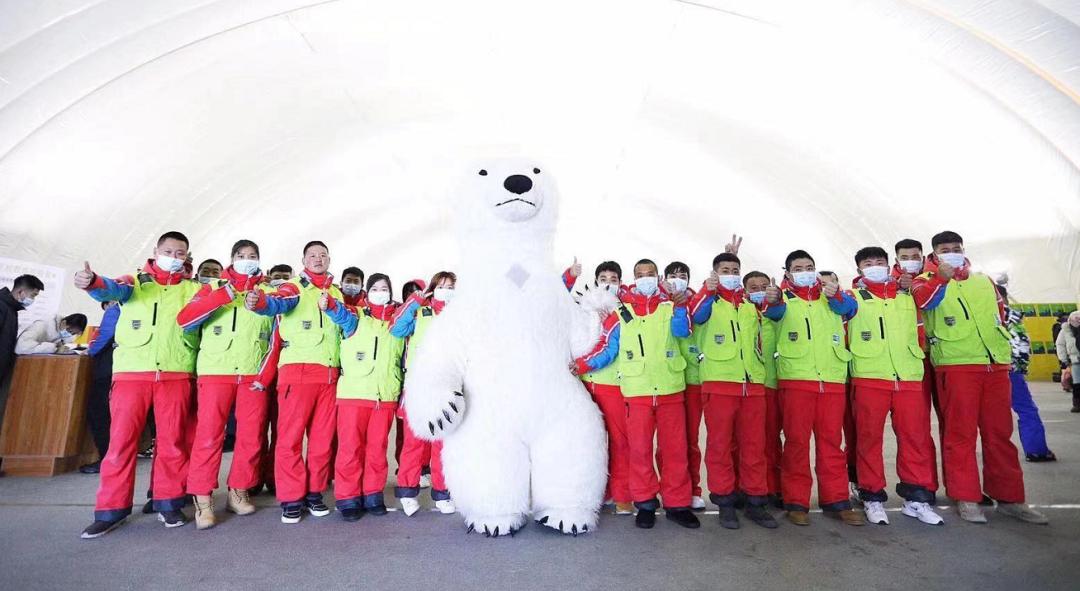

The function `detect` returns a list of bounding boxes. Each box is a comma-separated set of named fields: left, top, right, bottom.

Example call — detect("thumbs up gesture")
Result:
left=705, top=270, right=719, bottom=292
left=765, top=277, right=781, bottom=304
left=898, top=273, right=913, bottom=291
left=74, top=261, right=95, bottom=290
left=569, top=256, right=582, bottom=279
left=822, top=276, right=840, bottom=298
left=318, top=290, right=330, bottom=311
left=937, top=261, right=955, bottom=281
left=244, top=289, right=261, bottom=311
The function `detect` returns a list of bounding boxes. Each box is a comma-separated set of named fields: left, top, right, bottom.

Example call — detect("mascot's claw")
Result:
left=533, top=507, right=598, bottom=536
left=422, top=391, right=466, bottom=439
left=464, top=514, right=527, bottom=538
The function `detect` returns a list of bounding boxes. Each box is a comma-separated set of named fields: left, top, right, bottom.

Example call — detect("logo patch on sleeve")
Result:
left=422, top=308, right=433, bottom=317
left=944, top=316, right=956, bottom=326
left=356, top=352, right=366, bottom=361
left=131, top=320, right=141, bottom=330
left=213, top=326, right=223, bottom=336
left=625, top=350, right=634, bottom=360
left=302, top=320, right=312, bottom=330
left=714, top=334, right=725, bottom=344
left=860, top=330, right=872, bottom=341
left=788, top=332, right=798, bottom=342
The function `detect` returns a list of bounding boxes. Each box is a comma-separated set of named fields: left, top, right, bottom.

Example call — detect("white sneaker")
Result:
left=435, top=499, right=456, bottom=515
left=864, top=501, right=889, bottom=525
left=690, top=496, right=706, bottom=510
left=901, top=501, right=944, bottom=525
left=956, top=501, right=987, bottom=523
left=419, top=473, right=432, bottom=488
left=996, top=503, right=1049, bottom=525
left=400, top=497, right=421, bottom=517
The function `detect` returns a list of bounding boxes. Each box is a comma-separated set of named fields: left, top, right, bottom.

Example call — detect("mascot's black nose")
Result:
left=503, top=174, right=533, bottom=195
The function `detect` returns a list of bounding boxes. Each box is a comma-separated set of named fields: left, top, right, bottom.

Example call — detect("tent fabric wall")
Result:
left=0, top=0, right=1077, bottom=322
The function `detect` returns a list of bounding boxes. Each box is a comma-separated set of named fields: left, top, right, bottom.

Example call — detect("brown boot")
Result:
left=786, top=510, right=810, bottom=526
left=193, top=495, right=216, bottom=530
left=614, top=502, right=635, bottom=515
left=228, top=488, right=256, bottom=516
left=827, top=509, right=866, bottom=526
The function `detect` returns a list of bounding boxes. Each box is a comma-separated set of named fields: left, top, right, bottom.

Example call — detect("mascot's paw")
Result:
left=533, top=507, right=599, bottom=537
left=415, top=390, right=466, bottom=439
left=577, top=284, right=619, bottom=315
left=465, top=514, right=527, bottom=538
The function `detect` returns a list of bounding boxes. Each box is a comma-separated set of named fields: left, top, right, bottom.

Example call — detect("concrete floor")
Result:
left=1, top=383, right=1078, bottom=591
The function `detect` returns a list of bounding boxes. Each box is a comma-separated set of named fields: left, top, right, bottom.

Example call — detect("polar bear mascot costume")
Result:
left=402, top=157, right=612, bottom=537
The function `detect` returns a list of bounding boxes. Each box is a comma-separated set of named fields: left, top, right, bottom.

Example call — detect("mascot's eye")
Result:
left=478, top=169, right=488, bottom=176
left=533, top=168, right=541, bottom=174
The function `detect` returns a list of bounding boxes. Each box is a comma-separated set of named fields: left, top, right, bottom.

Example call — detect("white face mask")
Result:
left=718, top=275, right=742, bottom=291
left=367, top=290, right=390, bottom=306
left=861, top=266, right=890, bottom=283
left=939, top=252, right=966, bottom=269
left=198, top=275, right=214, bottom=285
left=270, top=279, right=286, bottom=288
left=747, top=291, right=766, bottom=305
left=59, top=329, right=73, bottom=340
left=433, top=287, right=455, bottom=302
left=597, top=282, right=619, bottom=294
left=19, top=296, right=34, bottom=308
left=669, top=278, right=688, bottom=293
left=635, top=276, right=659, bottom=296
left=791, top=271, right=819, bottom=287
left=341, top=284, right=363, bottom=297
left=233, top=259, right=260, bottom=276
left=898, top=259, right=923, bottom=274
left=156, top=254, right=184, bottom=273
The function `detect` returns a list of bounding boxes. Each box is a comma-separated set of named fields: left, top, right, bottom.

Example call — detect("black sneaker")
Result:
left=281, top=506, right=302, bottom=524
left=665, top=508, right=701, bottom=529
left=137, top=441, right=154, bottom=459
left=733, top=492, right=747, bottom=510
left=718, top=506, right=740, bottom=530
left=340, top=507, right=364, bottom=522
left=157, top=510, right=187, bottom=528
left=1025, top=451, right=1058, bottom=463
left=247, top=482, right=265, bottom=496
left=746, top=505, right=779, bottom=529
left=141, top=499, right=155, bottom=514
left=367, top=503, right=388, bottom=516
left=78, top=461, right=101, bottom=474
left=305, top=498, right=330, bottom=517
left=635, top=508, right=656, bottom=529
left=80, top=519, right=124, bottom=539
left=768, top=494, right=784, bottom=510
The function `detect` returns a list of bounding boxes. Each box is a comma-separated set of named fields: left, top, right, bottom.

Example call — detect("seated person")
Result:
left=16, top=313, right=88, bottom=354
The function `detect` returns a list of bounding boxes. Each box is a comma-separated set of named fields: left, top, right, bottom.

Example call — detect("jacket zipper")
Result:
left=957, top=298, right=970, bottom=320
left=231, top=307, right=238, bottom=332
left=878, top=317, right=885, bottom=339
left=804, top=317, right=812, bottom=340
left=637, top=334, right=645, bottom=357
left=730, top=320, right=737, bottom=342
left=151, top=302, right=158, bottom=326
left=373, top=336, right=379, bottom=360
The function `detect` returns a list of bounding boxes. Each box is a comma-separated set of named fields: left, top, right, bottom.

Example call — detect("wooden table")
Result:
left=0, top=354, right=98, bottom=476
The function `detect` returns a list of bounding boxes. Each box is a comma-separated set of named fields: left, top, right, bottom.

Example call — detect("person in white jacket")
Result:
left=1057, top=311, right=1080, bottom=413
left=16, top=313, right=87, bottom=354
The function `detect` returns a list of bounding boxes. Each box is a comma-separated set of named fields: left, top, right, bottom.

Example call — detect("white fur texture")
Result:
left=402, top=157, right=608, bottom=537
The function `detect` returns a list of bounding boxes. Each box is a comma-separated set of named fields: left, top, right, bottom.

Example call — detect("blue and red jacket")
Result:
left=572, top=284, right=691, bottom=374
left=249, top=269, right=338, bottom=385
left=82, top=259, right=193, bottom=381
left=688, top=283, right=741, bottom=325
left=176, top=265, right=267, bottom=331
left=324, top=297, right=399, bottom=339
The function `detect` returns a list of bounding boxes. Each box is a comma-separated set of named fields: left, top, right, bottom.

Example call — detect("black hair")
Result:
left=13, top=274, right=44, bottom=291
left=784, top=250, right=815, bottom=270
left=634, top=259, right=658, bottom=274
left=664, top=261, right=690, bottom=277
left=931, top=231, right=964, bottom=248
left=342, top=267, right=365, bottom=282
left=996, top=283, right=1008, bottom=299
left=303, top=240, right=329, bottom=255
left=231, top=239, right=260, bottom=259
left=818, top=270, right=837, bottom=279
left=366, top=273, right=392, bottom=295
left=742, top=271, right=769, bottom=286
left=157, top=231, right=189, bottom=248
left=402, top=281, right=423, bottom=301
left=269, top=264, right=292, bottom=275
left=712, top=253, right=741, bottom=268
left=595, top=261, right=622, bottom=280
left=63, top=313, right=88, bottom=332
left=197, top=259, right=223, bottom=272
left=894, top=238, right=923, bottom=253
left=854, top=246, right=889, bottom=266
